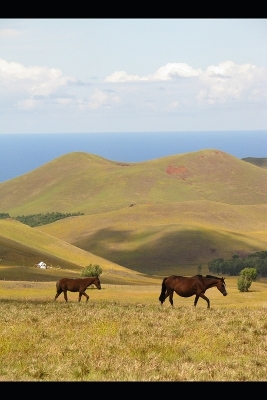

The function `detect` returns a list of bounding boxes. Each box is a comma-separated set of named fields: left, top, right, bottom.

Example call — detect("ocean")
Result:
left=0, top=131, right=266, bottom=183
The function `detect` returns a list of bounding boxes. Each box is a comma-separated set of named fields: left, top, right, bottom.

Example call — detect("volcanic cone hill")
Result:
left=1, top=149, right=267, bottom=276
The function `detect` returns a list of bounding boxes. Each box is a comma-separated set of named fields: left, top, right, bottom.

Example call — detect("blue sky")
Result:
left=1, top=18, right=267, bottom=134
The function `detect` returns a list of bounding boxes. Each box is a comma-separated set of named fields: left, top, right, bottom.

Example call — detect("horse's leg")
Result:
left=79, top=292, right=89, bottom=302
left=160, top=289, right=170, bottom=306
left=54, top=289, right=62, bottom=301
left=83, top=292, right=89, bottom=302
left=63, top=290, right=68, bottom=302
left=199, top=294, right=210, bottom=308
left=194, top=295, right=199, bottom=307
left=168, top=290, right=174, bottom=307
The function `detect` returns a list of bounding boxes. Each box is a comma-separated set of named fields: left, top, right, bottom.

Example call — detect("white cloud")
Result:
left=88, top=89, right=108, bottom=109
left=0, top=58, right=78, bottom=114
left=104, top=61, right=267, bottom=108
left=105, top=71, right=142, bottom=83
left=152, top=63, right=202, bottom=80
left=57, top=98, right=72, bottom=106
left=17, top=98, right=39, bottom=110
left=0, top=29, right=22, bottom=38
left=0, top=58, right=76, bottom=97
left=77, top=89, right=120, bottom=110
left=1, top=57, right=266, bottom=121
left=105, top=63, right=202, bottom=82
left=168, top=101, right=180, bottom=109
left=197, top=61, right=267, bottom=104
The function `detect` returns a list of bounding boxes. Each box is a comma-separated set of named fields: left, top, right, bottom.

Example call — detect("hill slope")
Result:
left=1, top=149, right=267, bottom=277
left=36, top=201, right=267, bottom=275
left=242, top=157, right=267, bottom=170
left=0, top=219, right=153, bottom=284
left=1, top=149, right=267, bottom=216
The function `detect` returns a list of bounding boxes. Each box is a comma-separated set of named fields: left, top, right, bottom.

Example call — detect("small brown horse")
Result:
left=159, top=274, right=227, bottom=308
left=55, top=276, right=101, bottom=302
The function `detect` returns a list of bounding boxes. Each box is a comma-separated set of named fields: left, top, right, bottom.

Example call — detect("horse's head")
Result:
left=94, top=276, right=102, bottom=290
left=217, top=277, right=228, bottom=296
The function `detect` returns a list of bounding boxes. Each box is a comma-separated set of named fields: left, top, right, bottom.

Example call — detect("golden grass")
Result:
left=0, top=277, right=267, bottom=381
left=1, top=151, right=267, bottom=380
left=0, top=276, right=266, bottom=308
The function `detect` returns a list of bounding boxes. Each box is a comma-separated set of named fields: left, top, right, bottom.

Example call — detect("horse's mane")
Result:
left=194, top=274, right=222, bottom=280
left=205, top=274, right=222, bottom=280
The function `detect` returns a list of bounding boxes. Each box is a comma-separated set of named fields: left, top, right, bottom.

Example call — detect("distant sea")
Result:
left=0, top=131, right=266, bottom=183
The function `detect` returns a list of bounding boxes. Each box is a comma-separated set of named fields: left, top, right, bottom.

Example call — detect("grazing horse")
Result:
left=159, top=274, right=227, bottom=308
left=55, top=276, right=101, bottom=302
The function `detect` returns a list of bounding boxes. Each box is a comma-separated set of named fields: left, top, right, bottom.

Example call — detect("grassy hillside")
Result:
left=0, top=219, right=155, bottom=284
left=36, top=201, right=267, bottom=275
left=1, top=149, right=267, bottom=278
left=1, top=149, right=267, bottom=216
left=242, top=157, right=267, bottom=170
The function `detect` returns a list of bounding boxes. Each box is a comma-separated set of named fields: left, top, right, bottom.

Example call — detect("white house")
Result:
left=36, top=261, right=47, bottom=269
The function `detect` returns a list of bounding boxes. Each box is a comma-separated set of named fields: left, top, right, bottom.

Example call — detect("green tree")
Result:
left=208, top=257, right=225, bottom=274
left=81, top=264, right=102, bottom=277
left=237, top=267, right=257, bottom=292
left=0, top=213, right=10, bottom=219
left=208, top=251, right=267, bottom=277
left=197, top=264, right=202, bottom=274
left=14, top=212, right=84, bottom=227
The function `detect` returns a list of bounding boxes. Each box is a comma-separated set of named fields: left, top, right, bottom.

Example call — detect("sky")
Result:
left=1, top=18, right=267, bottom=134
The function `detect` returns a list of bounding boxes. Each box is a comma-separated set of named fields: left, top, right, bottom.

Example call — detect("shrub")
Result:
left=237, top=267, right=257, bottom=292
left=81, top=264, right=102, bottom=277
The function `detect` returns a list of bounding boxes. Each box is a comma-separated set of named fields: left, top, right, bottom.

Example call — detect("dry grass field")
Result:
left=1, top=150, right=267, bottom=380
left=0, top=277, right=267, bottom=381
left=1, top=276, right=267, bottom=307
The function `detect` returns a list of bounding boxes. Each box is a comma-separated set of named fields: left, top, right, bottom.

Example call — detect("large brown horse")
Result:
left=55, top=276, right=101, bottom=302
left=159, top=274, right=227, bottom=308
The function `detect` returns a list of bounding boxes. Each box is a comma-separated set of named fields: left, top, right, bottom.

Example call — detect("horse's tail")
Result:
left=159, top=277, right=167, bottom=303
left=56, top=280, right=61, bottom=291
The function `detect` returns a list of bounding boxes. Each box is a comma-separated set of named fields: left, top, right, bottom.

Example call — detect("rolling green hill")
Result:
left=0, top=218, right=153, bottom=284
left=1, top=149, right=267, bottom=278
left=1, top=149, right=267, bottom=216
left=36, top=201, right=267, bottom=275
left=242, top=157, right=267, bottom=170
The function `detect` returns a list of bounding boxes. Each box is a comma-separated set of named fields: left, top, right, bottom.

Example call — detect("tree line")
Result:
left=0, top=212, right=84, bottom=227
left=208, top=251, right=267, bottom=277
